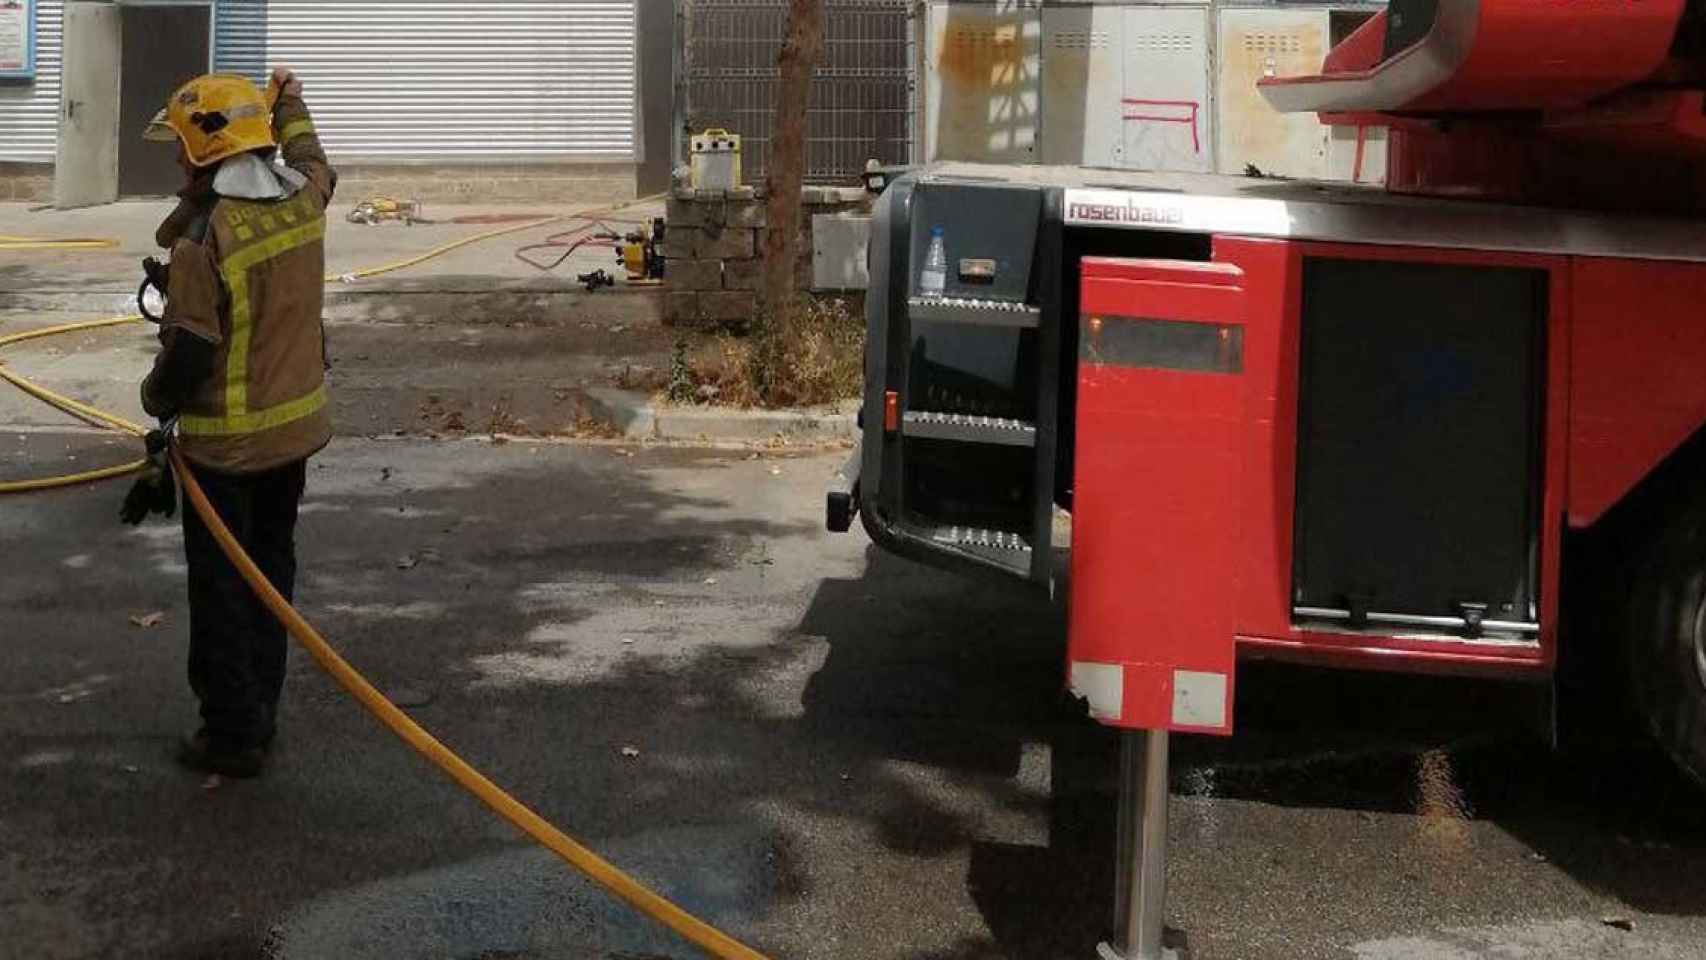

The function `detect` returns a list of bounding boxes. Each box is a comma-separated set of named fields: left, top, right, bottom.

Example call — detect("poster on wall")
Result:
left=0, top=0, right=35, bottom=81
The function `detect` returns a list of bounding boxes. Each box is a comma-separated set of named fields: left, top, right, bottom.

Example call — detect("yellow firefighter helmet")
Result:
left=143, top=74, right=277, bottom=168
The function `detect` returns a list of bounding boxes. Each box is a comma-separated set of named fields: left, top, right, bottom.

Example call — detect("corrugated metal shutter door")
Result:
left=0, top=0, right=64, bottom=163
left=215, top=0, right=635, bottom=163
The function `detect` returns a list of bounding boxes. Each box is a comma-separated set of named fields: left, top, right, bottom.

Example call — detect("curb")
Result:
left=586, top=388, right=856, bottom=445
left=320, top=286, right=663, bottom=325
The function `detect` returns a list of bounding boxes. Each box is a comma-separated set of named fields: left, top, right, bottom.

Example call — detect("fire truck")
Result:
left=827, top=5, right=1706, bottom=957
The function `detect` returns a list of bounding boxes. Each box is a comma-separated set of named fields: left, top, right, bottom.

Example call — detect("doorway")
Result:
left=117, top=3, right=210, bottom=197
left=55, top=0, right=213, bottom=206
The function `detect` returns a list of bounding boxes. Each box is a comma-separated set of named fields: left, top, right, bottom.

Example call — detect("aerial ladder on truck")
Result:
left=829, top=2, right=1706, bottom=957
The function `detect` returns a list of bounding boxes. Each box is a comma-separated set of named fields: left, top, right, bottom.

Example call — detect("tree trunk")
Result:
left=760, top=0, right=825, bottom=318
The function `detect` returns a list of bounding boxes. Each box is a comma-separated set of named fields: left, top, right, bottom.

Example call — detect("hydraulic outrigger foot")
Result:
left=1098, top=729, right=1183, bottom=960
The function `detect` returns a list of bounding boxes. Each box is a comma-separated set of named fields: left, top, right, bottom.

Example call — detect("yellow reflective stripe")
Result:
left=219, top=214, right=326, bottom=417
left=279, top=118, right=315, bottom=144
left=180, top=384, right=327, bottom=437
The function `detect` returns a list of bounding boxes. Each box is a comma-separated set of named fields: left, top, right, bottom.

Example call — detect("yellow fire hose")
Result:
left=0, top=318, right=155, bottom=493
left=0, top=365, right=149, bottom=490
left=0, top=235, right=120, bottom=251
left=0, top=198, right=774, bottom=960
left=170, top=444, right=767, bottom=960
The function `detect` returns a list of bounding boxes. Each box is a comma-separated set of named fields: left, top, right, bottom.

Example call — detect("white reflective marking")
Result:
left=1172, top=670, right=1227, bottom=728
left=1069, top=661, right=1124, bottom=722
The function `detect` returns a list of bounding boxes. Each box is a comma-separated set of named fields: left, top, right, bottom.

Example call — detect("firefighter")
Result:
left=130, top=67, right=336, bottom=778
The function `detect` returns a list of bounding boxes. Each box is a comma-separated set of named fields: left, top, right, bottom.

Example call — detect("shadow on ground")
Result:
left=6, top=442, right=1706, bottom=960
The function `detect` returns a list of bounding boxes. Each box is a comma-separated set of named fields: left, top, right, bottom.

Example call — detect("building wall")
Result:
left=0, top=0, right=645, bottom=203
left=337, top=161, right=635, bottom=205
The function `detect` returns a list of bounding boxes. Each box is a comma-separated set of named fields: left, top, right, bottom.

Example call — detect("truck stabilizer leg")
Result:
left=1099, top=729, right=1183, bottom=960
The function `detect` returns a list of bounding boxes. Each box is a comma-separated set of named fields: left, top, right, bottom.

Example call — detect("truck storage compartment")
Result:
left=859, top=177, right=1062, bottom=582
left=907, top=322, right=1038, bottom=421
left=1292, top=257, right=1545, bottom=637
left=904, top=438, right=1036, bottom=541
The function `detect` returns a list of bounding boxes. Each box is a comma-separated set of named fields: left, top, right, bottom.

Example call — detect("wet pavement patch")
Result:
left=263, top=824, right=783, bottom=960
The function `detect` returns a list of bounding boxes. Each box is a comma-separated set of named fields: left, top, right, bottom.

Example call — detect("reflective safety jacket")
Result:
left=142, top=93, right=337, bottom=474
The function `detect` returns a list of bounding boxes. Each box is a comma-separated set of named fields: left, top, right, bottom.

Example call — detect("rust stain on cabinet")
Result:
left=937, top=21, right=1025, bottom=87
left=1217, top=13, right=1330, bottom=177
left=930, top=7, right=1040, bottom=162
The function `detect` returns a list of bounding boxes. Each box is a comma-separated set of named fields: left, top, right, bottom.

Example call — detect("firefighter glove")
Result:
left=120, top=429, right=176, bottom=526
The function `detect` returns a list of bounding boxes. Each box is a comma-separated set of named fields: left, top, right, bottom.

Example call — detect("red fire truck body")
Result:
left=830, top=1, right=1706, bottom=786
left=1070, top=228, right=1706, bottom=680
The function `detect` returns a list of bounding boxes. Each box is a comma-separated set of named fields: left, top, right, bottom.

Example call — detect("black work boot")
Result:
left=257, top=702, right=278, bottom=750
left=177, top=729, right=266, bottom=779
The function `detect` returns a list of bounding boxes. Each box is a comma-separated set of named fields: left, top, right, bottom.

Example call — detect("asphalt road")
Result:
left=5, top=431, right=1706, bottom=960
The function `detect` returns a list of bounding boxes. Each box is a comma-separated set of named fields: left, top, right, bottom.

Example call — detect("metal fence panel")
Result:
left=685, top=0, right=915, bottom=183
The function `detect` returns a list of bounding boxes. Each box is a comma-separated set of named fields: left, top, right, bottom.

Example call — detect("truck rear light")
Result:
left=884, top=390, right=900, bottom=433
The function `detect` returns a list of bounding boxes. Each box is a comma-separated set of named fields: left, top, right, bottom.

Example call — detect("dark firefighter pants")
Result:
left=180, top=458, right=307, bottom=749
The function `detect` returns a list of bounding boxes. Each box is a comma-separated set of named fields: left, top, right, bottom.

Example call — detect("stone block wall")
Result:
left=0, top=163, right=53, bottom=202
left=662, top=184, right=870, bottom=329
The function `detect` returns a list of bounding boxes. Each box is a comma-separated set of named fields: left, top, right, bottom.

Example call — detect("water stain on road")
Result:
left=263, top=825, right=790, bottom=960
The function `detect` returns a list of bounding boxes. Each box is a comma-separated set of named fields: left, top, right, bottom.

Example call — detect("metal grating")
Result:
left=684, top=0, right=914, bottom=183
left=1051, top=31, right=1111, bottom=50
left=1242, top=32, right=1306, bottom=53
left=1133, top=33, right=1198, bottom=52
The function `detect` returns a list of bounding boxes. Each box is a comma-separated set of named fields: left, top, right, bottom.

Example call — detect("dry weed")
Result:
left=670, top=295, right=863, bottom=409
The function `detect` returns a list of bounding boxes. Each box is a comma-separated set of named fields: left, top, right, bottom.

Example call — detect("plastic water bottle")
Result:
left=920, top=227, right=947, bottom=297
